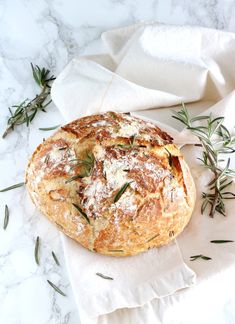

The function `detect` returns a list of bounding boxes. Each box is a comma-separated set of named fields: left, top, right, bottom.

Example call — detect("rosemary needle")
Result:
left=96, top=272, right=114, bottom=280
left=52, top=251, right=60, bottom=266
left=0, top=182, right=25, bottom=192
left=210, top=240, right=234, bottom=244
left=47, top=280, right=66, bottom=297
left=3, top=205, right=9, bottom=230
left=146, top=233, right=160, bottom=243
left=39, top=125, right=61, bottom=131
left=114, top=182, right=132, bottom=203
left=190, top=255, right=212, bottom=261
left=72, top=203, right=90, bottom=224
left=34, top=236, right=40, bottom=265
left=165, top=148, right=173, bottom=167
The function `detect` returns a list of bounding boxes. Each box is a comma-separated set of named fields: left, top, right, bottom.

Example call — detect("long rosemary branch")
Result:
left=173, top=103, right=235, bottom=217
left=2, top=64, right=55, bottom=138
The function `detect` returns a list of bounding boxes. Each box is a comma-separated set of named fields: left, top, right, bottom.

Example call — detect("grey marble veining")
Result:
left=0, top=1, right=234, bottom=323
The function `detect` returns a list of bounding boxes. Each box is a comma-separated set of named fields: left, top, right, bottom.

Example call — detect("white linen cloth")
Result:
left=51, top=23, right=235, bottom=323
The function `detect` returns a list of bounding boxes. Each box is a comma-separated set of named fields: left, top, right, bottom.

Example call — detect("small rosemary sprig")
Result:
left=2, top=63, right=55, bottom=138
left=173, top=104, right=235, bottom=217
left=190, top=255, right=212, bottom=261
left=66, top=152, right=95, bottom=183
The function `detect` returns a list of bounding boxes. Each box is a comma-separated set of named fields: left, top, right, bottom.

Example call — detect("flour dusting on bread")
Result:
left=26, top=112, right=196, bottom=256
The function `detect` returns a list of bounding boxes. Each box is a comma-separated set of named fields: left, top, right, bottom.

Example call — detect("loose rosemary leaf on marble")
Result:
left=51, top=251, right=60, bottom=266
left=3, top=205, right=9, bottom=230
left=0, top=182, right=25, bottom=192
left=96, top=272, right=114, bottom=280
left=39, top=124, right=61, bottom=131
left=172, top=104, right=235, bottom=217
left=190, top=254, right=212, bottom=261
left=210, top=240, right=234, bottom=244
left=2, top=63, right=55, bottom=138
left=34, top=236, right=40, bottom=266
left=47, top=280, right=66, bottom=297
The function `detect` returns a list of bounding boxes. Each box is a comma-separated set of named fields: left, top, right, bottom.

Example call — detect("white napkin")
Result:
left=51, top=23, right=235, bottom=323
left=51, top=23, right=235, bottom=122
left=62, top=237, right=195, bottom=319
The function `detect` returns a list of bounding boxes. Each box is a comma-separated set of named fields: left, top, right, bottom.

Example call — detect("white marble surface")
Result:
left=0, top=1, right=235, bottom=323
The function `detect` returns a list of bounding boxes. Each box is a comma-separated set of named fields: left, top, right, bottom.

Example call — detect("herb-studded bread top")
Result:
left=26, top=112, right=196, bottom=256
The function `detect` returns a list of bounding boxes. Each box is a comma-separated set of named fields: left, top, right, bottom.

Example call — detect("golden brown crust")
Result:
left=26, top=112, right=196, bottom=256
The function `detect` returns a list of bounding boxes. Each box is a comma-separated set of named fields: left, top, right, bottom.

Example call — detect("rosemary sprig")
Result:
left=3, top=205, right=9, bottom=230
left=173, top=104, right=235, bottom=217
left=190, top=254, right=212, bottom=261
left=2, top=63, right=55, bottom=138
left=96, top=272, right=114, bottom=280
left=108, top=249, right=124, bottom=252
left=72, top=203, right=90, bottom=224
left=39, top=125, right=61, bottom=131
left=0, top=182, right=25, bottom=192
left=47, top=280, right=66, bottom=297
left=210, top=240, right=234, bottom=244
left=52, top=251, right=60, bottom=266
left=66, top=152, right=95, bottom=182
left=114, top=182, right=132, bottom=203
left=34, top=236, right=40, bottom=265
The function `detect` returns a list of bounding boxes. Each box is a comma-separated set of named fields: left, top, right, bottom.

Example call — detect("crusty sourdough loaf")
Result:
left=26, top=112, right=196, bottom=256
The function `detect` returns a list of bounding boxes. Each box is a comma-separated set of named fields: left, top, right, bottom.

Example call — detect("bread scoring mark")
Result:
left=136, top=198, right=162, bottom=223
left=128, top=162, right=169, bottom=196
left=36, top=140, right=77, bottom=181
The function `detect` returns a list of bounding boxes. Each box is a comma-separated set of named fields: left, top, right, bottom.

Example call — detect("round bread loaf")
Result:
left=26, top=112, right=196, bottom=256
